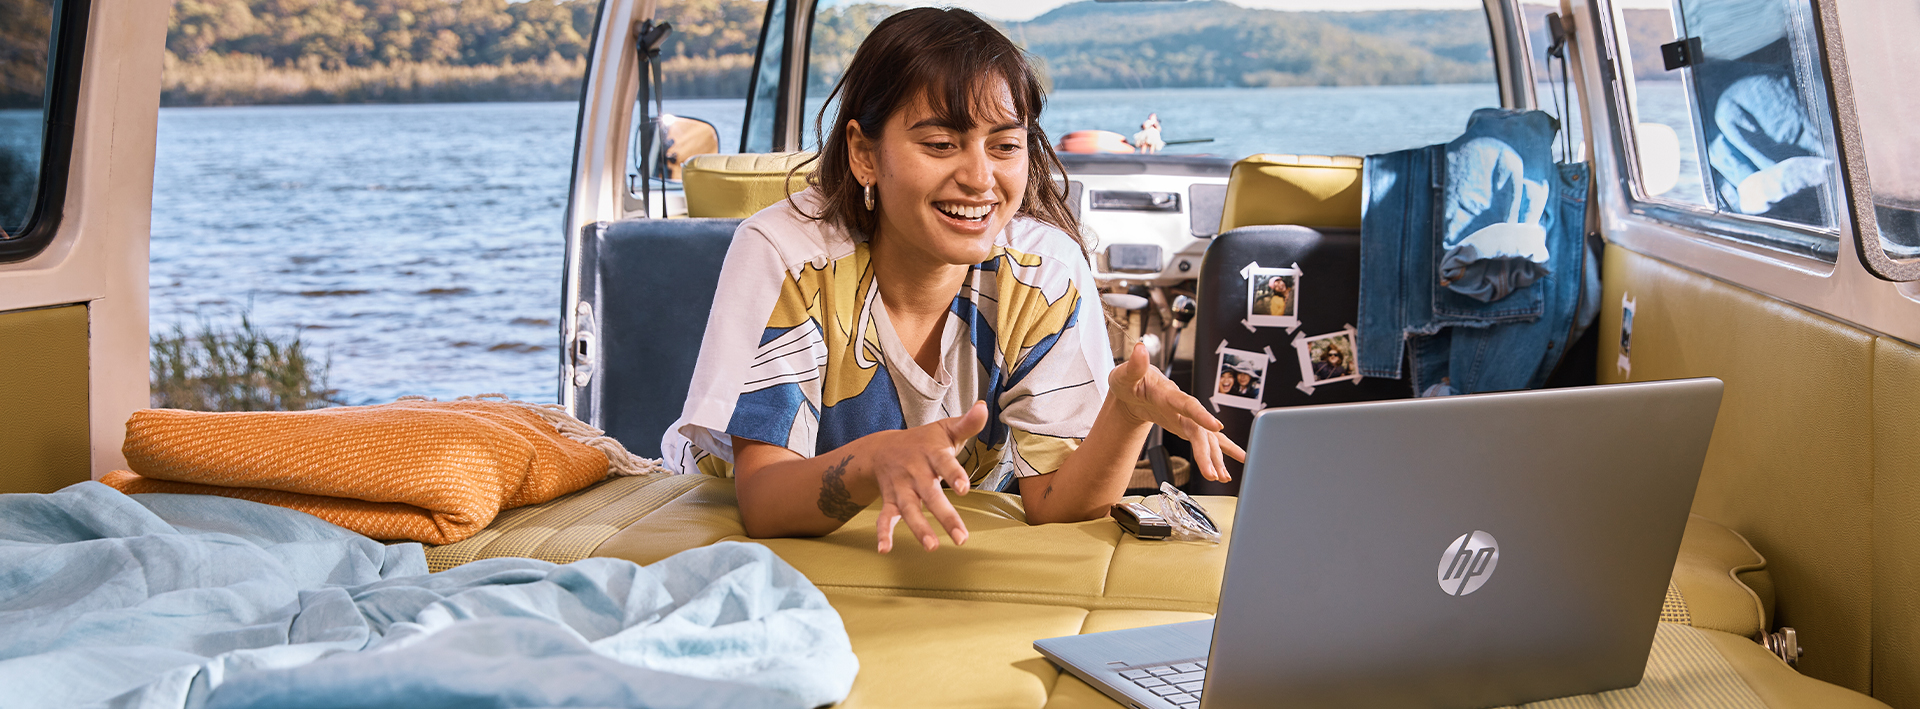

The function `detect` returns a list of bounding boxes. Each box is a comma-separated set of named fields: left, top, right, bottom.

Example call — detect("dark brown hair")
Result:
left=794, top=7, right=1083, bottom=252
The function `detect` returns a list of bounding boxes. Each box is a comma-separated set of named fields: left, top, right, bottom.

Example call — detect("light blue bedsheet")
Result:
left=0, top=482, right=857, bottom=709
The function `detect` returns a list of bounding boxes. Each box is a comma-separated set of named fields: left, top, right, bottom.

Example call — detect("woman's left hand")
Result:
left=1109, top=341, right=1248, bottom=482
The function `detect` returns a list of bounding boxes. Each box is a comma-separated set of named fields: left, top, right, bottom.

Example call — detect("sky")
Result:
left=834, top=0, right=1671, bottom=23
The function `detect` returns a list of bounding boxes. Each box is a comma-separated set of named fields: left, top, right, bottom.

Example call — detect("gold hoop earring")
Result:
left=863, top=182, right=875, bottom=211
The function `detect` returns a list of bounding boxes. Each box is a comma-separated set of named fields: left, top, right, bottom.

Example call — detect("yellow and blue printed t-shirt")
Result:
left=662, top=188, right=1112, bottom=492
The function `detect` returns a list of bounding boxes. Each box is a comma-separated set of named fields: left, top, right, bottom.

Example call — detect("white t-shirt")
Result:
left=661, top=188, right=1112, bottom=492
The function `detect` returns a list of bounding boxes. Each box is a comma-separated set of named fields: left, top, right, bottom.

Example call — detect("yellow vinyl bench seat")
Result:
left=425, top=474, right=1884, bottom=708
left=680, top=151, right=816, bottom=219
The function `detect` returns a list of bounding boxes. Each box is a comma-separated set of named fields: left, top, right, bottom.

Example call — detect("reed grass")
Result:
left=151, top=313, right=343, bottom=411
left=159, top=52, right=754, bottom=107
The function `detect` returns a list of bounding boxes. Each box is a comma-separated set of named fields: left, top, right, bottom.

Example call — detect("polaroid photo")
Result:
left=1209, top=346, right=1273, bottom=412
left=1243, top=264, right=1302, bottom=331
left=1294, top=326, right=1360, bottom=394
left=1618, top=293, right=1636, bottom=376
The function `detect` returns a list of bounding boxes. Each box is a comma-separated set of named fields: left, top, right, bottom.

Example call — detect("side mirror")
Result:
left=649, top=114, right=720, bottom=183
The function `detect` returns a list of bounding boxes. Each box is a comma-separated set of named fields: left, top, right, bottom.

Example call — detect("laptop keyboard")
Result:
left=1116, top=660, right=1207, bottom=706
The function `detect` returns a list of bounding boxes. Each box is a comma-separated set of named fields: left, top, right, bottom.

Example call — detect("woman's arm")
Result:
left=734, top=402, right=990, bottom=552
left=1018, top=343, right=1247, bottom=524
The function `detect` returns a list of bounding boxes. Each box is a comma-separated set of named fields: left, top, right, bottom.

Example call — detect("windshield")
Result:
left=798, top=0, right=1500, bottom=160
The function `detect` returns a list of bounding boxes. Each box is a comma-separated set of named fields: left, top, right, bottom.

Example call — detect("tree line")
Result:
left=160, top=0, right=765, bottom=104
left=150, top=0, right=1678, bottom=105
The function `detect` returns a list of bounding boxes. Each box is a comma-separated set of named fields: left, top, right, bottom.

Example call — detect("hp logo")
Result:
left=1437, top=531, right=1499, bottom=596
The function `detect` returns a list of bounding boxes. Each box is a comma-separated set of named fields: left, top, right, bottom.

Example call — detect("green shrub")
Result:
left=150, top=313, right=343, bottom=411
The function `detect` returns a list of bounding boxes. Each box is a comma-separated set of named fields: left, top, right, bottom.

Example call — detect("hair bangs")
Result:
left=908, top=43, right=1036, bottom=135
left=795, top=7, right=1082, bottom=256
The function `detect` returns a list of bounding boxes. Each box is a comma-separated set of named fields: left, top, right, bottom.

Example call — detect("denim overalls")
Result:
left=1357, top=108, right=1595, bottom=395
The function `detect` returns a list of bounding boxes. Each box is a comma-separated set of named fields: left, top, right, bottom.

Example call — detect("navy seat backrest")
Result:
left=575, top=217, right=741, bottom=457
left=1189, top=225, right=1411, bottom=494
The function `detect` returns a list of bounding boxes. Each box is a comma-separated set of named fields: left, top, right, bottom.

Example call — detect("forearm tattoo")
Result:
left=817, top=455, right=862, bottom=522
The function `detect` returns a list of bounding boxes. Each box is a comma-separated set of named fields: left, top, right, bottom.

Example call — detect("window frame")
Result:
left=0, top=0, right=89, bottom=265
left=1590, top=0, right=1849, bottom=265
left=1813, top=0, right=1920, bottom=282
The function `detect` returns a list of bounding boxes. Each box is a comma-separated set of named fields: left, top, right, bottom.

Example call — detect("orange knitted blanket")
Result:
left=102, top=399, right=614, bottom=545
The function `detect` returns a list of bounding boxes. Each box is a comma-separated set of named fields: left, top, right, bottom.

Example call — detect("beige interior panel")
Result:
left=1873, top=337, right=1920, bottom=708
left=1597, top=247, right=1875, bottom=691
left=0, top=304, right=90, bottom=494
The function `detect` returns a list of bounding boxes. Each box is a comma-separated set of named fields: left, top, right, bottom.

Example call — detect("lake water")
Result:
left=151, top=82, right=1590, bottom=405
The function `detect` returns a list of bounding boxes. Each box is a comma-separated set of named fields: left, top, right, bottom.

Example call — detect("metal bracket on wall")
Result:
left=570, top=301, right=598, bottom=387
left=1660, top=37, right=1702, bottom=71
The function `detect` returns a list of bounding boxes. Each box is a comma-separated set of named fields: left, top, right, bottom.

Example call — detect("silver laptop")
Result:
left=1036, top=378, right=1723, bottom=709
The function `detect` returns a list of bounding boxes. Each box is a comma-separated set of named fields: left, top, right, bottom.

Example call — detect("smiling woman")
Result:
left=659, top=7, right=1244, bottom=553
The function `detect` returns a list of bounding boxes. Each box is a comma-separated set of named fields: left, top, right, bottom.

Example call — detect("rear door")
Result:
left=0, top=0, right=166, bottom=491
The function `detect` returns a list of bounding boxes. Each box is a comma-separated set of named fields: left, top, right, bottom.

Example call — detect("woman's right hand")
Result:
left=859, top=400, right=990, bottom=553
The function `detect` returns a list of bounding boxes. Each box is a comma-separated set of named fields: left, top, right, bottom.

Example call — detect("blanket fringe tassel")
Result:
left=398, top=394, right=671, bottom=477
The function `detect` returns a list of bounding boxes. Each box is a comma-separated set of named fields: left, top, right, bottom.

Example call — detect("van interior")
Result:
left=1, top=0, right=1916, bottom=706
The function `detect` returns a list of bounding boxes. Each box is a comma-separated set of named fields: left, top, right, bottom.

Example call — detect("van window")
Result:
left=627, top=0, right=768, bottom=206
left=1833, top=0, right=1920, bottom=265
left=797, top=0, right=1499, bottom=161
left=1604, top=0, right=1843, bottom=259
left=0, top=0, right=62, bottom=251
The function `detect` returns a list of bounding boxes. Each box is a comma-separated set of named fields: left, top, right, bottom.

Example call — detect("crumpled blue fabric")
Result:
left=0, top=482, right=857, bottom=709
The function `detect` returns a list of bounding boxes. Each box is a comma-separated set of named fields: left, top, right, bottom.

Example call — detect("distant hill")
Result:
left=154, top=0, right=1682, bottom=105
left=1006, top=2, right=1493, bottom=90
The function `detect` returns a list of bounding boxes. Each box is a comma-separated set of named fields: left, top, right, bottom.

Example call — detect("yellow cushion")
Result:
left=589, top=475, right=745, bottom=565
left=1218, top=153, right=1364, bottom=231
left=681, top=152, right=817, bottom=218
left=1672, top=514, right=1775, bottom=640
left=1598, top=246, right=1876, bottom=690
left=436, top=470, right=1883, bottom=709
left=829, top=594, right=1086, bottom=709
left=606, top=486, right=1236, bottom=612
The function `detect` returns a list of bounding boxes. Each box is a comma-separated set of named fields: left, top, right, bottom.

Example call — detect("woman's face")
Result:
left=1235, top=372, right=1252, bottom=387
left=1218, top=372, right=1234, bottom=393
left=848, top=77, right=1029, bottom=266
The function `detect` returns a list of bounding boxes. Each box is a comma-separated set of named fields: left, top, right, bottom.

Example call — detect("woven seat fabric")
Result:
left=102, top=400, right=610, bottom=545
left=423, top=473, right=707, bottom=572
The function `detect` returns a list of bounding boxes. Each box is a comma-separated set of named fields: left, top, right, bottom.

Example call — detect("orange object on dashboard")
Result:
left=1057, top=130, right=1135, bottom=154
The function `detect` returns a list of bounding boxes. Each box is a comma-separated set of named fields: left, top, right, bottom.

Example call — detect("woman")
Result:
left=662, top=8, right=1243, bottom=553
left=1263, top=276, right=1291, bottom=316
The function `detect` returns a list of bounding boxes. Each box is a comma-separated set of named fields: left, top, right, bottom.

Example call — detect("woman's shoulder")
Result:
left=998, top=216, right=1092, bottom=274
left=735, top=187, right=857, bottom=269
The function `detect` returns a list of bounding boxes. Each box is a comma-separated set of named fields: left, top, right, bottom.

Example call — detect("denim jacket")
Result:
left=1358, top=109, right=1594, bottom=395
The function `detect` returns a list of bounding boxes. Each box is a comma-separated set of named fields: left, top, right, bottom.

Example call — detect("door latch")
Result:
left=571, top=301, right=598, bottom=387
